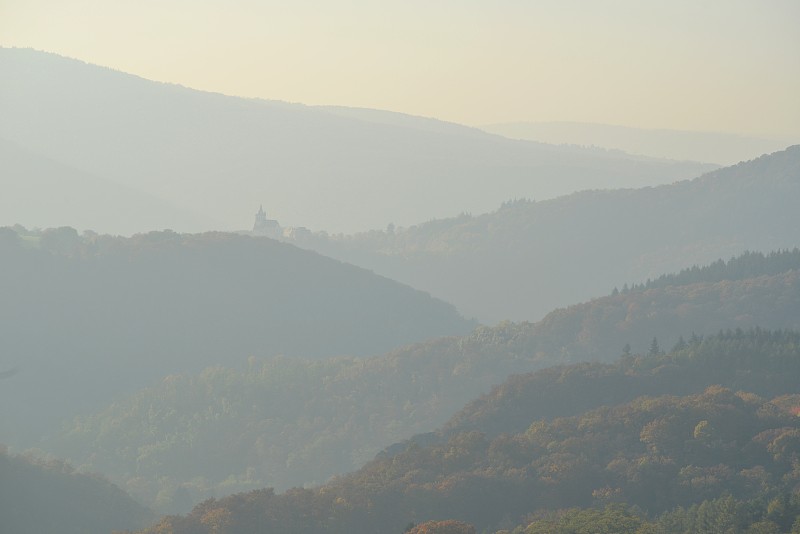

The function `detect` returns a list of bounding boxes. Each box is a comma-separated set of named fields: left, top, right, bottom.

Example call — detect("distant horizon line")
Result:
left=4, top=45, right=796, bottom=141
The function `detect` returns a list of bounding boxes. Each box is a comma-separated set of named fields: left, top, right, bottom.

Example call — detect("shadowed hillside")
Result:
left=0, top=447, right=152, bottom=534
left=0, top=228, right=472, bottom=447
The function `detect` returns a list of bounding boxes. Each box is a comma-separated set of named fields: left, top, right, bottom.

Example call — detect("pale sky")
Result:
left=2, top=0, right=799, bottom=136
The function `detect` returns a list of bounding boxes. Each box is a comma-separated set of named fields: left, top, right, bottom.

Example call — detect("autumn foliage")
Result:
left=407, top=519, right=476, bottom=534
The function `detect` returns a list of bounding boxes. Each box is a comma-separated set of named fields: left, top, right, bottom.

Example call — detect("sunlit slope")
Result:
left=0, top=47, right=715, bottom=234
left=136, top=329, right=800, bottom=533
left=294, top=146, right=800, bottom=322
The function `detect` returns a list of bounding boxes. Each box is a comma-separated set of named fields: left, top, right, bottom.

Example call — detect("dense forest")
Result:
left=443, top=328, right=800, bottom=437
left=3, top=141, right=798, bottom=532
left=0, top=227, right=471, bottom=446
left=134, top=329, right=800, bottom=533
left=616, top=248, right=800, bottom=293
left=1, top=166, right=796, bottom=532
left=3, top=29, right=799, bottom=534
left=508, top=494, right=800, bottom=533
left=46, top=250, right=800, bottom=511
left=288, top=146, right=800, bottom=322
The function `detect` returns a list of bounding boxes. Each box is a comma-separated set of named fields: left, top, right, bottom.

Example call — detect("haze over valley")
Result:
left=1, top=48, right=719, bottom=236
left=2, top=2, right=800, bottom=533
left=480, top=121, right=797, bottom=167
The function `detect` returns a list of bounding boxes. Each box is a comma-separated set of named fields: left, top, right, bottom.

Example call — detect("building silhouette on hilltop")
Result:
left=253, top=205, right=281, bottom=238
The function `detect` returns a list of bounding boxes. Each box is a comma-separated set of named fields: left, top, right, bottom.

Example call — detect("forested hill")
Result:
left=138, top=329, right=800, bottom=534
left=51, top=250, right=800, bottom=512
left=0, top=448, right=152, bottom=534
left=621, top=248, right=800, bottom=292
left=442, top=327, right=800, bottom=438
left=0, top=228, right=472, bottom=446
left=523, top=250, right=800, bottom=364
left=287, top=146, right=800, bottom=323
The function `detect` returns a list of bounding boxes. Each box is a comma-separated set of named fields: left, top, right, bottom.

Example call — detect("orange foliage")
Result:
left=407, top=519, right=476, bottom=534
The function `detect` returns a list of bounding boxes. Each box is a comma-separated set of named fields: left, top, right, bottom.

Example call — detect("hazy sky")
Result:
left=3, top=0, right=799, bottom=136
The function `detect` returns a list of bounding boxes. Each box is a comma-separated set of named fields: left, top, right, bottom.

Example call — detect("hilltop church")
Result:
left=253, top=205, right=282, bottom=238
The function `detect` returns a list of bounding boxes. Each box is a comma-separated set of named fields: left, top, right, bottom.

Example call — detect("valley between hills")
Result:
left=1, top=47, right=799, bottom=534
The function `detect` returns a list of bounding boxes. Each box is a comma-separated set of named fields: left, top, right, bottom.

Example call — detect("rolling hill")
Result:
left=136, top=329, right=800, bottom=533
left=47, top=250, right=800, bottom=512
left=0, top=137, right=215, bottom=234
left=0, top=47, right=715, bottom=235
left=288, top=146, right=800, bottom=322
left=0, top=447, right=152, bottom=534
left=479, top=121, right=795, bottom=166
left=0, top=228, right=472, bottom=447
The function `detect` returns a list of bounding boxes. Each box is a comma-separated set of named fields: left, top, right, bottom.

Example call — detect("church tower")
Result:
left=253, top=205, right=281, bottom=237
left=254, top=205, right=267, bottom=230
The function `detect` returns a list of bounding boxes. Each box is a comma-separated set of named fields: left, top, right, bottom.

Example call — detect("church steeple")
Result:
left=255, top=205, right=267, bottom=227
left=253, top=205, right=281, bottom=237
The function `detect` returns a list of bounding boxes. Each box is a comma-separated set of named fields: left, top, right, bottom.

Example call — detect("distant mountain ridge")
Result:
left=0, top=47, right=716, bottom=234
left=286, top=146, right=800, bottom=322
left=0, top=137, right=214, bottom=234
left=480, top=121, right=796, bottom=166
